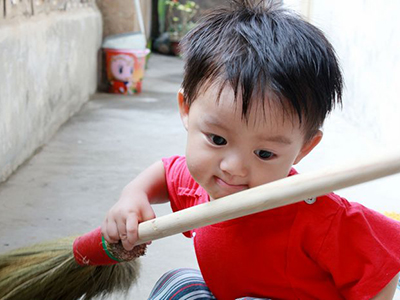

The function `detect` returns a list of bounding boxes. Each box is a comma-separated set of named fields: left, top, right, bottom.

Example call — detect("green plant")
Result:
left=165, top=0, right=199, bottom=41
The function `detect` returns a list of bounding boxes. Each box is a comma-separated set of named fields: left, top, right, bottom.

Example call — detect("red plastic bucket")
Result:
left=104, top=48, right=150, bottom=95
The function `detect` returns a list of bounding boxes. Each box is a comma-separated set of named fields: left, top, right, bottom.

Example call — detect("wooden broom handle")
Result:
left=135, top=150, right=400, bottom=246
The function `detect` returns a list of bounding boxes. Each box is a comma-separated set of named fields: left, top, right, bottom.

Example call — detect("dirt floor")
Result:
left=1, top=53, right=399, bottom=299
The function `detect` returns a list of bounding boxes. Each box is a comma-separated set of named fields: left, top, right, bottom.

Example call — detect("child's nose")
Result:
left=220, top=153, right=248, bottom=177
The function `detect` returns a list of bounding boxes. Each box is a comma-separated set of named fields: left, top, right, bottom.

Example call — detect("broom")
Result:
left=1, top=150, right=400, bottom=300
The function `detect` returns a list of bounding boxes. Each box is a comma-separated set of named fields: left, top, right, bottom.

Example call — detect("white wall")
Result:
left=284, top=0, right=400, bottom=149
left=281, top=1, right=400, bottom=213
left=0, top=8, right=102, bottom=182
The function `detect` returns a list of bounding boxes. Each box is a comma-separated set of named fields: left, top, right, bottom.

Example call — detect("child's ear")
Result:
left=178, top=88, right=189, bottom=130
left=293, top=130, right=323, bottom=165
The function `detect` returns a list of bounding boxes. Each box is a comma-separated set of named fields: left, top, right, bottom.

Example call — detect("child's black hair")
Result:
left=180, top=0, right=343, bottom=140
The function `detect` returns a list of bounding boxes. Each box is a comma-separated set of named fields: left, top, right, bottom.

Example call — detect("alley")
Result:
left=1, top=53, right=399, bottom=298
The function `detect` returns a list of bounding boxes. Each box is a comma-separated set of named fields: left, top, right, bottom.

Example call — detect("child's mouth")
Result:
left=214, top=176, right=248, bottom=194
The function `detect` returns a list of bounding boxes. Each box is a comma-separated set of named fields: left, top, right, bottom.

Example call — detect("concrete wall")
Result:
left=284, top=0, right=400, bottom=148
left=0, top=8, right=102, bottom=182
left=96, top=0, right=152, bottom=39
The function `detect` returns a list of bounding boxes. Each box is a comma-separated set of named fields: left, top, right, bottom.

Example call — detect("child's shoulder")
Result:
left=300, top=192, right=347, bottom=215
left=162, top=155, right=189, bottom=181
left=162, top=155, right=186, bottom=169
left=293, top=193, right=349, bottom=236
left=293, top=192, right=400, bottom=264
left=297, top=191, right=400, bottom=237
left=162, top=155, right=202, bottom=196
left=289, top=169, right=353, bottom=219
left=299, top=192, right=380, bottom=222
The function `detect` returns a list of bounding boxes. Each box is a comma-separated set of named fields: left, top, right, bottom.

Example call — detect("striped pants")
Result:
left=148, top=268, right=268, bottom=300
left=148, top=268, right=216, bottom=299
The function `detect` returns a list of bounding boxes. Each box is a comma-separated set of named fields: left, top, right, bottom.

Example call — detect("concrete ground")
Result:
left=1, top=53, right=400, bottom=299
left=0, top=54, right=198, bottom=299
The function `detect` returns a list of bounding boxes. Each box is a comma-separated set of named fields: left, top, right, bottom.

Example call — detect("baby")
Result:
left=102, top=0, right=400, bottom=298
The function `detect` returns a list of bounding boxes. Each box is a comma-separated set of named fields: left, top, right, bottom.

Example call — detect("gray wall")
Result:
left=96, top=0, right=152, bottom=39
left=0, top=6, right=102, bottom=182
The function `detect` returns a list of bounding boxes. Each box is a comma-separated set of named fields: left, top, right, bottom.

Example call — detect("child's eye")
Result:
left=209, top=134, right=227, bottom=146
left=254, top=149, right=274, bottom=160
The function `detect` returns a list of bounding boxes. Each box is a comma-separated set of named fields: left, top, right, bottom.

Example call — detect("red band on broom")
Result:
left=73, top=227, right=146, bottom=266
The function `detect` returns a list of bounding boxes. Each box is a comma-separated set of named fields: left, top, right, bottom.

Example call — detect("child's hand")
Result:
left=101, top=193, right=156, bottom=251
left=101, top=160, right=168, bottom=251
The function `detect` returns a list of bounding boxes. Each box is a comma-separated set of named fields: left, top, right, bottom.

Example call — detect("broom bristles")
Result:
left=0, top=236, right=142, bottom=300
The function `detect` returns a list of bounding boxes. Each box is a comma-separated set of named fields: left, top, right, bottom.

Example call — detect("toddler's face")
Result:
left=179, top=84, right=321, bottom=200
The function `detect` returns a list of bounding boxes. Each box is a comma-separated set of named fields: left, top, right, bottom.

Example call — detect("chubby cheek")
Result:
left=185, top=156, right=203, bottom=186
left=250, top=165, right=292, bottom=188
left=185, top=134, right=215, bottom=186
left=248, top=155, right=297, bottom=188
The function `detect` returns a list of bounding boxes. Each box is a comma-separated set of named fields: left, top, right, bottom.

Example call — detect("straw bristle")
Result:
left=0, top=236, right=142, bottom=300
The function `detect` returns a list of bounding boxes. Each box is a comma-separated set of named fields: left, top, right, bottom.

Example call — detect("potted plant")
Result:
left=165, top=0, right=199, bottom=55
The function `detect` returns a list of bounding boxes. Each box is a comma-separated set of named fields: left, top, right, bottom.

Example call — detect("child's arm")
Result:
left=372, top=273, right=399, bottom=299
left=101, top=160, right=168, bottom=250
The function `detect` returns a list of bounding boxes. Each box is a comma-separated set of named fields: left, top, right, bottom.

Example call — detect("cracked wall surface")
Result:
left=0, top=6, right=102, bottom=182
